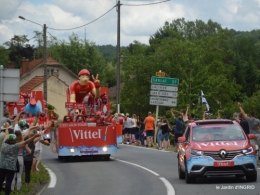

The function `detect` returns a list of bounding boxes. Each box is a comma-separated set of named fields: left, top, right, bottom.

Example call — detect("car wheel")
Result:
left=185, top=163, right=196, bottom=183
left=178, top=159, right=185, bottom=179
left=246, top=174, right=257, bottom=182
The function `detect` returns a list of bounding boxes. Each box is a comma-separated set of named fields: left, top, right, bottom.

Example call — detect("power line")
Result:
left=48, top=5, right=117, bottom=31
left=122, top=0, right=170, bottom=6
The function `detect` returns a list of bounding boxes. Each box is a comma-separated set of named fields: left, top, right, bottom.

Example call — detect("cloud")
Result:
left=1, top=0, right=260, bottom=47
left=0, top=0, right=24, bottom=20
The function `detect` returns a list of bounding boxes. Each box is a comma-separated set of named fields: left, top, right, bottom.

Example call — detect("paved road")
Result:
left=41, top=144, right=260, bottom=195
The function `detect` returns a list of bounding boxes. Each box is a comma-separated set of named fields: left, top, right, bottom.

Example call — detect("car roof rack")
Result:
left=195, top=119, right=234, bottom=126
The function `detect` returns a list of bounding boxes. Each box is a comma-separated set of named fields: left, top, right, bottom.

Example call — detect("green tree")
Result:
left=49, top=33, right=107, bottom=85
left=3, top=35, right=35, bottom=68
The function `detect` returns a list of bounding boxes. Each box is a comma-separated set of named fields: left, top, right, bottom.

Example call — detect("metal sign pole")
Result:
left=154, top=105, right=159, bottom=145
left=0, top=65, right=4, bottom=119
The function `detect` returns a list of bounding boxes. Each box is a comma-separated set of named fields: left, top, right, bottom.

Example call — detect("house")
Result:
left=8, top=57, right=78, bottom=117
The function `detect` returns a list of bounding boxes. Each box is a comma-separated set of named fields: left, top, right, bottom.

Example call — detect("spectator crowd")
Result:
left=0, top=110, right=50, bottom=195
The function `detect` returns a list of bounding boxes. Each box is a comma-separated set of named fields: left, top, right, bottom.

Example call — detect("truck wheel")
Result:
left=103, top=154, right=110, bottom=161
left=63, top=156, right=70, bottom=162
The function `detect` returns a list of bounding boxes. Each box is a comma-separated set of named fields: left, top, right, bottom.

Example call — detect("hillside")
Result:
left=96, top=44, right=126, bottom=62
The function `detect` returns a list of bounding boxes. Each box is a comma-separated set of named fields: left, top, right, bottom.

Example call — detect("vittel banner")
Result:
left=58, top=123, right=116, bottom=147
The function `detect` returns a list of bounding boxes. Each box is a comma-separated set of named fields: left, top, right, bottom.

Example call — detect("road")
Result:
left=41, top=145, right=260, bottom=195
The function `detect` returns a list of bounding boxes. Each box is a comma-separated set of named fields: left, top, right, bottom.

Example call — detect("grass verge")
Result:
left=11, top=163, right=50, bottom=195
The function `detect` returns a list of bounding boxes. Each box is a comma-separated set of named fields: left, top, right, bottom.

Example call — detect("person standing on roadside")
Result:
left=137, top=117, right=145, bottom=146
left=234, top=113, right=249, bottom=137
left=131, top=114, right=137, bottom=144
left=156, top=117, right=165, bottom=149
left=159, top=119, right=171, bottom=151
left=144, top=112, right=155, bottom=147
left=123, top=113, right=132, bottom=144
left=0, top=111, right=11, bottom=128
left=170, top=108, right=184, bottom=152
left=238, top=103, right=260, bottom=150
left=0, top=123, right=40, bottom=195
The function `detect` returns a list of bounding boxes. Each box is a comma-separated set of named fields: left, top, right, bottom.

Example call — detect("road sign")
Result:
left=0, top=67, right=20, bottom=102
left=151, top=76, right=179, bottom=86
left=149, top=96, right=177, bottom=107
left=156, top=72, right=165, bottom=77
left=150, top=84, right=178, bottom=92
left=150, top=90, right=178, bottom=98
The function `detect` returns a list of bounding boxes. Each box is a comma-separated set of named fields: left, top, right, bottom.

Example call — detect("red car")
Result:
left=177, top=119, right=257, bottom=183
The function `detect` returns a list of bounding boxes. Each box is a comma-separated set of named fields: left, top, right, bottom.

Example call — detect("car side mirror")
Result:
left=178, top=136, right=186, bottom=143
left=248, top=134, right=256, bottom=139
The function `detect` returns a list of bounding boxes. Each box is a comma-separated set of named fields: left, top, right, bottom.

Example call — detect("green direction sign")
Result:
left=151, top=76, right=179, bottom=86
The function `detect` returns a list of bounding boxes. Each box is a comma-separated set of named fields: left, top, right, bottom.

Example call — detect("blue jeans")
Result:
left=157, top=129, right=162, bottom=147
left=139, top=130, right=144, bottom=145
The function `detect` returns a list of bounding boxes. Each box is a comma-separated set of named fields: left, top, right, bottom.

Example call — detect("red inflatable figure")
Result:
left=68, top=69, right=101, bottom=103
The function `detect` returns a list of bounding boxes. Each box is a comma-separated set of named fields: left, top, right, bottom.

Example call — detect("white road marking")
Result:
left=43, top=165, right=57, bottom=188
left=160, top=177, right=176, bottom=195
left=122, top=144, right=172, bottom=152
left=116, top=158, right=159, bottom=176
left=114, top=158, right=175, bottom=195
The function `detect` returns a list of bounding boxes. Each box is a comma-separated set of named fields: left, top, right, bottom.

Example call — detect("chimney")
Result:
left=53, top=69, right=59, bottom=78
left=7, top=62, right=15, bottom=69
left=21, top=58, right=30, bottom=75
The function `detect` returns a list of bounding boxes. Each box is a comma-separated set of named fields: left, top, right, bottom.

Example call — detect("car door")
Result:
left=179, top=125, right=190, bottom=169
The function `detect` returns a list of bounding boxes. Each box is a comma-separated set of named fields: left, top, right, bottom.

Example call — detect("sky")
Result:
left=0, top=0, right=260, bottom=47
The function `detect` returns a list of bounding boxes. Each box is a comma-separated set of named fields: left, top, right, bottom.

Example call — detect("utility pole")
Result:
left=116, top=0, right=121, bottom=113
left=43, top=24, right=47, bottom=102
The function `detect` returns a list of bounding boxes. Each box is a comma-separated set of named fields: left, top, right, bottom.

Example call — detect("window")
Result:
left=185, top=126, right=190, bottom=142
left=44, top=69, right=53, bottom=76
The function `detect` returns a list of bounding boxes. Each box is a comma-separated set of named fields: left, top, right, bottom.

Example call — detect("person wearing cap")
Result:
left=69, top=69, right=101, bottom=104
left=95, top=111, right=104, bottom=125
left=0, top=122, right=40, bottom=195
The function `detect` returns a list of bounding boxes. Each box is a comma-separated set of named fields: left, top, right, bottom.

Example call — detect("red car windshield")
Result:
left=192, top=125, right=246, bottom=142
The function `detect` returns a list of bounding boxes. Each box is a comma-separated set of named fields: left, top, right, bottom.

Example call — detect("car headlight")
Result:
left=45, top=134, right=50, bottom=138
left=70, top=148, right=75, bottom=153
left=242, top=147, right=253, bottom=154
left=102, top=146, right=108, bottom=152
left=190, top=149, right=204, bottom=156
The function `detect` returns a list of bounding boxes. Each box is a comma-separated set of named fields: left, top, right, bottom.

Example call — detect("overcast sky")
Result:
left=1, top=0, right=260, bottom=47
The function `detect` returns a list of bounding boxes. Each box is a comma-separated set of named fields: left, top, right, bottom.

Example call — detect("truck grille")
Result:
left=204, top=150, right=243, bottom=160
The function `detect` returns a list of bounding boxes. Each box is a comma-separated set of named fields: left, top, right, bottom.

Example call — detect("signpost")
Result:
left=151, top=76, right=179, bottom=85
left=150, top=90, right=178, bottom=98
left=150, top=74, right=179, bottom=144
left=151, top=84, right=178, bottom=91
left=156, top=72, right=165, bottom=77
left=150, top=96, right=177, bottom=106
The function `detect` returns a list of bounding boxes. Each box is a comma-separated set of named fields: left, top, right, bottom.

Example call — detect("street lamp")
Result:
left=116, top=0, right=121, bottom=113
left=18, top=16, right=48, bottom=102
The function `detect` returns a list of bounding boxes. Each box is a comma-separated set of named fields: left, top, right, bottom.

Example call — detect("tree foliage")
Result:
left=3, top=35, right=36, bottom=68
left=120, top=19, right=260, bottom=118
left=49, top=33, right=109, bottom=86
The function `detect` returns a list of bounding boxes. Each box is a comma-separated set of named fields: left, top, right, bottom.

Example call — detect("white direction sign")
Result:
left=150, top=90, right=178, bottom=98
left=151, top=84, right=178, bottom=92
left=149, top=96, right=177, bottom=107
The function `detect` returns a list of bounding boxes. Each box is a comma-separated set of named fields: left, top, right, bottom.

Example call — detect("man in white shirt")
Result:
left=32, top=124, right=51, bottom=172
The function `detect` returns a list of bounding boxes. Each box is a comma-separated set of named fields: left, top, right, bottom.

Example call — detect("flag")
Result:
left=201, top=90, right=210, bottom=111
